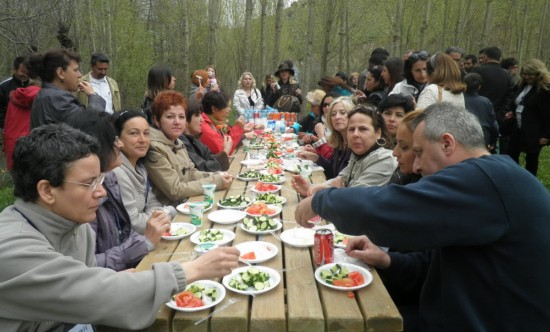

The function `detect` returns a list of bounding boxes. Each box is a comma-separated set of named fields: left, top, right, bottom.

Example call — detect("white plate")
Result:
left=241, top=159, right=264, bottom=167
left=251, top=184, right=282, bottom=195
left=222, top=266, right=281, bottom=295
left=258, top=174, right=286, bottom=185
left=235, top=241, right=278, bottom=263
left=176, top=201, right=213, bottom=215
left=165, top=280, right=226, bottom=312
left=314, top=263, right=373, bottom=291
left=253, top=195, right=287, bottom=205
left=245, top=204, right=282, bottom=218
left=281, top=133, right=297, bottom=139
left=280, top=228, right=315, bottom=247
left=240, top=218, right=283, bottom=235
left=217, top=197, right=252, bottom=210
left=208, top=209, right=247, bottom=224
left=162, top=223, right=196, bottom=241
left=190, top=228, right=235, bottom=245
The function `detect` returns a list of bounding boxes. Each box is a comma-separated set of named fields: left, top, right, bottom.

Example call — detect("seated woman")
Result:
left=377, top=93, right=415, bottom=145
left=347, top=110, right=427, bottom=332
left=181, top=101, right=231, bottom=172
left=66, top=111, right=170, bottom=271
left=142, top=65, right=176, bottom=124
left=200, top=91, right=254, bottom=155
left=1, top=123, right=239, bottom=330
left=296, top=96, right=354, bottom=180
left=146, top=91, right=233, bottom=206
left=390, top=51, right=429, bottom=101
left=357, top=65, right=387, bottom=105
left=233, top=71, right=265, bottom=117
left=293, top=104, right=396, bottom=196
left=112, top=110, right=176, bottom=234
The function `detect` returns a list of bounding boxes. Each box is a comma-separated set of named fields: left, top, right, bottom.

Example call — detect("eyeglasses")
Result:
left=64, top=173, right=107, bottom=192
left=322, top=103, right=331, bottom=108
left=408, top=51, right=429, bottom=62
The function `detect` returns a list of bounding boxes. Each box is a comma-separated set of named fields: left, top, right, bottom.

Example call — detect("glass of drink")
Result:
left=189, top=202, right=205, bottom=227
left=202, top=184, right=216, bottom=205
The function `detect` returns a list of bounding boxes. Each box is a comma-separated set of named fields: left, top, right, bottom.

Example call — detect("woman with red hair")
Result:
left=145, top=90, right=233, bottom=206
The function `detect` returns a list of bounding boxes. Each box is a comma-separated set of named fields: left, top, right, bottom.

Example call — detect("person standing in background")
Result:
left=76, top=52, right=121, bottom=114
left=0, top=56, right=29, bottom=129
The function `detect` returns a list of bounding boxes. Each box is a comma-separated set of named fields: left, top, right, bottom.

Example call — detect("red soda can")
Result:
left=253, top=111, right=260, bottom=124
left=314, top=228, right=334, bottom=265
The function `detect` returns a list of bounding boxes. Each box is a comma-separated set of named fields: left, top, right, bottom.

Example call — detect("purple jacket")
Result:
left=91, top=172, right=152, bottom=271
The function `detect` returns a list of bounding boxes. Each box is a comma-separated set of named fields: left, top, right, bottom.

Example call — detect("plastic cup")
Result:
left=189, top=202, right=205, bottom=227
left=202, top=184, right=216, bottom=204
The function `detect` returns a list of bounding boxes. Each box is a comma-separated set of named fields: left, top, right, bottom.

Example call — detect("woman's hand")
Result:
left=345, top=235, right=391, bottom=269
left=220, top=172, right=233, bottom=189
left=235, top=116, right=246, bottom=128
left=291, top=175, right=310, bottom=197
left=243, top=122, right=255, bottom=132
left=78, top=81, right=95, bottom=96
left=222, top=135, right=233, bottom=155
left=314, top=123, right=325, bottom=138
left=144, top=210, right=171, bottom=246
left=297, top=150, right=319, bottom=163
left=244, top=131, right=256, bottom=140
left=295, top=88, right=302, bottom=96
left=302, top=145, right=317, bottom=154
left=181, top=247, right=240, bottom=283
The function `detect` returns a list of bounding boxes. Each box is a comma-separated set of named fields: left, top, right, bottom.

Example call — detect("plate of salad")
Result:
left=190, top=228, right=235, bottom=245
left=258, top=172, right=286, bottom=184
left=176, top=201, right=213, bottom=214
left=245, top=202, right=281, bottom=218
left=237, top=170, right=261, bottom=181
left=235, top=241, right=278, bottom=264
left=162, top=223, right=196, bottom=241
left=253, top=192, right=286, bottom=205
left=240, top=216, right=283, bottom=234
left=222, top=266, right=280, bottom=296
left=333, top=231, right=351, bottom=248
left=315, top=263, right=372, bottom=291
left=165, top=280, right=225, bottom=312
left=217, top=195, right=253, bottom=209
left=251, top=182, right=281, bottom=194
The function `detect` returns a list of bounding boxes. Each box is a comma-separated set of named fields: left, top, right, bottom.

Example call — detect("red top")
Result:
left=199, top=112, right=244, bottom=155
left=3, top=86, right=41, bottom=170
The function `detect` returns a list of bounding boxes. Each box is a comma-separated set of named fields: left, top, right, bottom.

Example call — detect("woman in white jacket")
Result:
left=233, top=72, right=265, bottom=116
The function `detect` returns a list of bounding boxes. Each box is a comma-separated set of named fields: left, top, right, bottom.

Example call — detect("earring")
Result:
left=376, top=138, right=386, bottom=147
left=60, top=78, right=64, bottom=83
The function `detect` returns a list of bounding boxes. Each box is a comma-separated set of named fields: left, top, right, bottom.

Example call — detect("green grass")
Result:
left=1, top=149, right=549, bottom=212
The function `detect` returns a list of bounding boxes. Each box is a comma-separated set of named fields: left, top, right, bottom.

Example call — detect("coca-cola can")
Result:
left=314, top=228, right=334, bottom=265
left=253, top=111, right=260, bottom=124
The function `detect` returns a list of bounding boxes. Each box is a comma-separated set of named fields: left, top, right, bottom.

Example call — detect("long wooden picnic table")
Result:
left=101, top=143, right=402, bottom=332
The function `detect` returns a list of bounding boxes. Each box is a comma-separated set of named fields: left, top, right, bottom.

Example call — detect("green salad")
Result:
left=242, top=215, right=279, bottom=232
left=218, top=195, right=252, bottom=207
left=228, top=267, right=271, bottom=291
left=254, top=193, right=285, bottom=204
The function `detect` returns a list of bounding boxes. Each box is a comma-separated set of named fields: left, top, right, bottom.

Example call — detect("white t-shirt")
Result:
left=90, top=76, right=113, bottom=113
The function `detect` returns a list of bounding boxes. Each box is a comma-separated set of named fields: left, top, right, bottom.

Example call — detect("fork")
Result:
left=194, top=298, right=240, bottom=325
left=268, top=230, right=282, bottom=242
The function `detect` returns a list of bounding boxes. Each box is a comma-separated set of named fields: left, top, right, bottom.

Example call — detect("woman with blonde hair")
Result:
left=233, top=72, right=264, bottom=116
left=416, top=53, right=466, bottom=109
left=507, top=58, right=550, bottom=176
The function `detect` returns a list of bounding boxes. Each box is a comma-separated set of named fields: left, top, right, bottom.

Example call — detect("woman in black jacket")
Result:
left=507, top=59, right=550, bottom=176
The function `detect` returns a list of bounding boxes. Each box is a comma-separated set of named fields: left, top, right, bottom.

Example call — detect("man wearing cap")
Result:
left=266, top=62, right=302, bottom=111
left=76, top=52, right=121, bottom=114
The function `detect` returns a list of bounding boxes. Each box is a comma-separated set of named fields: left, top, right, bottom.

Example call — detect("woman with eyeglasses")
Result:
left=416, top=53, right=466, bottom=109
left=145, top=91, right=233, bottom=206
left=390, top=51, right=429, bottom=101
left=112, top=110, right=176, bottom=235
left=1, top=123, right=239, bottom=331
left=507, top=59, right=550, bottom=176
left=293, top=103, right=396, bottom=196
left=65, top=111, right=171, bottom=271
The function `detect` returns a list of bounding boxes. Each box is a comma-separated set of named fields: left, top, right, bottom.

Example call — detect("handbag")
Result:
left=275, top=95, right=301, bottom=113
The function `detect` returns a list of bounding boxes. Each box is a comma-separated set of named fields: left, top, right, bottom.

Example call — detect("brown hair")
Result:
left=427, top=53, right=466, bottom=94
left=191, top=69, right=209, bottom=88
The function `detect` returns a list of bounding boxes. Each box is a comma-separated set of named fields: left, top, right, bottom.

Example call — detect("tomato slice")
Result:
left=333, top=278, right=355, bottom=287
left=241, top=251, right=256, bottom=260
left=349, top=271, right=365, bottom=286
left=175, top=290, right=204, bottom=308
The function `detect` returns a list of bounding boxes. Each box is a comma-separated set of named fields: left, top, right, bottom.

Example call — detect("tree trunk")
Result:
left=180, top=0, right=190, bottom=92
left=208, top=0, right=220, bottom=65
left=242, top=0, right=253, bottom=72
left=304, top=0, right=315, bottom=92
left=272, top=0, right=284, bottom=70
left=419, top=0, right=431, bottom=50
left=344, top=0, right=350, bottom=73
left=87, top=0, right=96, bottom=51
left=259, top=0, right=267, bottom=76
left=396, top=0, right=404, bottom=56
left=440, top=0, right=450, bottom=50
left=321, top=0, right=336, bottom=76
left=517, top=0, right=530, bottom=63
left=338, top=2, right=344, bottom=71
left=479, top=0, right=493, bottom=49
left=537, top=0, right=549, bottom=58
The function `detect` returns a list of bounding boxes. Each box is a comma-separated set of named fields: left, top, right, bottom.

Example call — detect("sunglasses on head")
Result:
left=408, top=51, right=429, bottom=62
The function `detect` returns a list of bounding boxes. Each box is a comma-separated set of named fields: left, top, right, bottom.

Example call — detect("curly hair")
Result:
left=518, top=59, right=550, bottom=92
left=12, top=124, right=99, bottom=202
left=152, top=91, right=188, bottom=123
left=238, top=72, right=257, bottom=89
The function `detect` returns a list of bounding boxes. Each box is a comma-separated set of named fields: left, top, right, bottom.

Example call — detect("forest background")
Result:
left=1, top=0, right=550, bottom=206
left=1, top=0, right=549, bottom=107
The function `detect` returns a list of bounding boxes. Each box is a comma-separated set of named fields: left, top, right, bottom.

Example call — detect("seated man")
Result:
left=295, top=103, right=550, bottom=331
left=0, top=124, right=238, bottom=331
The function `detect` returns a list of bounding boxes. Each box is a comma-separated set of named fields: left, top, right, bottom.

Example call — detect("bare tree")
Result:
left=242, top=0, right=254, bottom=73
left=537, top=0, right=549, bottom=59
left=479, top=0, right=493, bottom=49
left=208, top=0, right=220, bottom=65
left=260, top=0, right=268, bottom=76
left=321, top=0, right=336, bottom=75
left=272, top=0, right=284, bottom=69
left=419, top=0, right=431, bottom=50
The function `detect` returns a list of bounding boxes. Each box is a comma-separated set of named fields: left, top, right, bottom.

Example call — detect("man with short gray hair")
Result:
left=295, top=103, right=550, bottom=331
